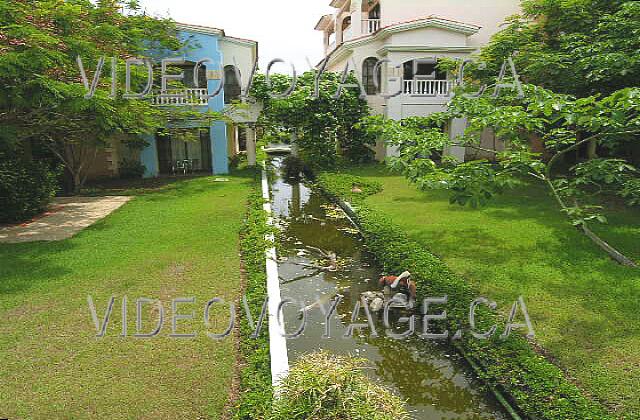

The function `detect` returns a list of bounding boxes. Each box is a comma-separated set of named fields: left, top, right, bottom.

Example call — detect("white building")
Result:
left=315, top=0, right=521, bottom=160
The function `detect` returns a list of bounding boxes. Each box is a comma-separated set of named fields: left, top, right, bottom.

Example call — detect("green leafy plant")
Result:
left=620, top=178, right=640, bottom=205
left=119, top=158, right=146, bottom=180
left=0, top=0, right=184, bottom=193
left=235, top=190, right=273, bottom=420
left=362, top=84, right=640, bottom=266
left=270, top=351, right=409, bottom=420
left=252, top=72, right=375, bottom=170
left=0, top=160, right=59, bottom=223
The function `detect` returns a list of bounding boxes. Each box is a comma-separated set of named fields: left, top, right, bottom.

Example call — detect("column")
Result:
left=140, top=133, right=159, bottom=178
left=211, top=121, right=229, bottom=174
left=445, top=118, right=467, bottom=163
left=246, top=125, right=257, bottom=167
left=351, top=0, right=363, bottom=38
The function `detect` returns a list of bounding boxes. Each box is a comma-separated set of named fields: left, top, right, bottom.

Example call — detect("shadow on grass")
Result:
left=0, top=241, right=74, bottom=297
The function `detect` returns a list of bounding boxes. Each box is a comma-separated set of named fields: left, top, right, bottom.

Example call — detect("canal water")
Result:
left=268, top=157, right=507, bottom=419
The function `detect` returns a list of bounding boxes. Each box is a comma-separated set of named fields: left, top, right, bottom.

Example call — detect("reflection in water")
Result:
left=269, top=157, right=506, bottom=420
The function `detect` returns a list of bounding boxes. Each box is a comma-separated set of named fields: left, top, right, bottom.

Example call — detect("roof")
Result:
left=319, top=15, right=481, bottom=66
left=329, top=0, right=348, bottom=8
left=176, top=22, right=224, bottom=36
left=314, top=15, right=334, bottom=31
left=175, top=22, right=258, bottom=45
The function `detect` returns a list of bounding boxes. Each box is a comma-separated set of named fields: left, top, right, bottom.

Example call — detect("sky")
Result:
left=137, top=0, right=334, bottom=72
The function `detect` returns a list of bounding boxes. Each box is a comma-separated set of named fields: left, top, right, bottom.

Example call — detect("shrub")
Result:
left=270, top=352, right=409, bottom=420
left=620, top=178, right=640, bottom=206
left=282, top=155, right=313, bottom=182
left=119, top=158, right=146, bottom=179
left=235, top=190, right=273, bottom=420
left=0, top=160, right=59, bottom=223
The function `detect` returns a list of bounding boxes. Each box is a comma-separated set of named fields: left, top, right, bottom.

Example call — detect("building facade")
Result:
left=139, top=23, right=259, bottom=178
left=315, top=0, right=520, bottom=160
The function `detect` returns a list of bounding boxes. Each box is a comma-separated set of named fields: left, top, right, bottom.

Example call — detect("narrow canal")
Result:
left=268, top=156, right=508, bottom=419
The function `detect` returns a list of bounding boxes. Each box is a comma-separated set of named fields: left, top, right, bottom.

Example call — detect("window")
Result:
left=368, top=3, right=380, bottom=19
left=184, top=64, right=207, bottom=88
left=403, top=59, right=447, bottom=80
left=362, top=57, right=381, bottom=95
left=342, top=16, right=352, bottom=31
left=224, top=65, right=241, bottom=104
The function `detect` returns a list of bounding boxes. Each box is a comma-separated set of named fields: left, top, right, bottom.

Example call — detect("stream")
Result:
left=268, top=156, right=508, bottom=419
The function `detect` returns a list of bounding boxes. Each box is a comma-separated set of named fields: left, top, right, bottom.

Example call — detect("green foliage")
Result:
left=476, top=0, right=640, bottom=97
left=252, top=72, right=374, bottom=169
left=0, top=0, right=183, bottom=192
left=118, top=158, right=146, bottom=179
left=270, top=351, right=409, bottom=420
left=316, top=173, right=613, bottom=420
left=620, top=177, right=640, bottom=206
left=363, top=83, right=640, bottom=228
left=0, top=160, right=59, bottom=223
left=235, top=189, right=273, bottom=420
left=281, top=155, right=312, bottom=182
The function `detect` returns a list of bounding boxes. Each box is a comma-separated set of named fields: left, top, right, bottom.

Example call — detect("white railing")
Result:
left=152, top=88, right=209, bottom=106
left=403, top=80, right=452, bottom=96
left=362, top=19, right=381, bottom=34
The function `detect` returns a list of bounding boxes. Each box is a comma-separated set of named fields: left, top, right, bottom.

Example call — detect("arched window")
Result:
left=224, top=65, right=242, bottom=104
left=362, top=57, right=381, bottom=95
left=342, top=16, right=352, bottom=31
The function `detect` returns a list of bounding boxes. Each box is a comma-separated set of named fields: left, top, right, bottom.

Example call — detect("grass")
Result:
left=337, top=164, right=640, bottom=418
left=0, top=172, right=254, bottom=419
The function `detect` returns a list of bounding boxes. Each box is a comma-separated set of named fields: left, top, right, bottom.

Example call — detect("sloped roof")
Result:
left=314, top=15, right=334, bottom=31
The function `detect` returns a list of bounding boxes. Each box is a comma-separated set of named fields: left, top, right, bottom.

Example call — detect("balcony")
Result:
left=343, top=25, right=353, bottom=41
left=403, top=80, right=453, bottom=96
left=362, top=19, right=381, bottom=35
left=152, top=88, right=209, bottom=106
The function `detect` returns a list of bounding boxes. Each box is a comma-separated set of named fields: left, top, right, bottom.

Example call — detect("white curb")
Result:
left=261, top=168, right=290, bottom=390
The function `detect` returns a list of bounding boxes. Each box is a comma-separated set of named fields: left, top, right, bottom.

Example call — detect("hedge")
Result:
left=316, top=172, right=611, bottom=420
left=234, top=189, right=274, bottom=420
left=0, top=160, right=59, bottom=224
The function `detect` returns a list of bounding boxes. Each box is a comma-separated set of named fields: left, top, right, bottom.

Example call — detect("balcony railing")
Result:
left=403, top=80, right=453, bottom=96
left=152, top=88, right=209, bottom=106
left=343, top=25, right=353, bottom=42
left=362, top=19, right=381, bottom=34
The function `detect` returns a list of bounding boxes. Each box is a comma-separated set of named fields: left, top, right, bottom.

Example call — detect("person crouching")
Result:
left=379, top=271, right=417, bottom=308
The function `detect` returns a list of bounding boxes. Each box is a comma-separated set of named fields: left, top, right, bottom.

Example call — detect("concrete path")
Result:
left=0, top=196, right=132, bottom=243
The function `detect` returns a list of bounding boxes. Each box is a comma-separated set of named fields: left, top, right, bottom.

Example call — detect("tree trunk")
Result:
left=72, top=171, right=82, bottom=195
left=582, top=224, right=638, bottom=267
left=586, top=139, right=598, bottom=159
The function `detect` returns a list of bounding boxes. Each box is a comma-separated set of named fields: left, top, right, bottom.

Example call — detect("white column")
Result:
left=246, top=126, right=257, bottom=167
left=351, top=0, right=363, bottom=38
left=445, top=118, right=467, bottom=163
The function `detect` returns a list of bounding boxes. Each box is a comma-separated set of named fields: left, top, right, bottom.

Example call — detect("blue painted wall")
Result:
left=141, top=29, right=229, bottom=177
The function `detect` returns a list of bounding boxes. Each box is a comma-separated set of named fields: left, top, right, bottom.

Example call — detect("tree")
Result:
left=252, top=71, right=374, bottom=169
left=477, top=0, right=640, bottom=98
left=363, top=84, right=640, bottom=266
left=0, top=0, right=183, bottom=193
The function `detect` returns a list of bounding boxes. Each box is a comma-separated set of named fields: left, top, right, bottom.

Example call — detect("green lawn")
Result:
left=0, top=174, right=254, bottom=419
left=342, top=164, right=640, bottom=418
